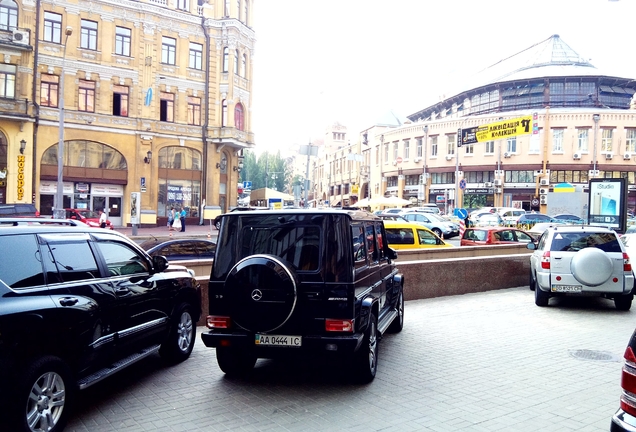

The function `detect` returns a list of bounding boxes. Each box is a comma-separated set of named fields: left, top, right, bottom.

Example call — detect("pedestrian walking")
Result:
left=98, top=208, right=107, bottom=229
left=167, top=207, right=175, bottom=231
left=180, top=207, right=186, bottom=232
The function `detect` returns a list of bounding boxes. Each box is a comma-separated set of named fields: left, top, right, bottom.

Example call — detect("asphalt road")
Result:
left=64, top=286, right=631, bottom=432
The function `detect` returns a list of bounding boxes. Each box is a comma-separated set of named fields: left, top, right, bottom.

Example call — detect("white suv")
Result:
left=528, top=226, right=634, bottom=310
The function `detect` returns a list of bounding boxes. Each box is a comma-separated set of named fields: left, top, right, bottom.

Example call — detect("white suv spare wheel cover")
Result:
left=570, top=247, right=614, bottom=286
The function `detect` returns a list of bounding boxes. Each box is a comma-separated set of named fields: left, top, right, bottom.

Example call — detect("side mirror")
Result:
left=152, top=255, right=169, bottom=273
left=387, top=247, right=398, bottom=260
left=526, top=243, right=536, bottom=250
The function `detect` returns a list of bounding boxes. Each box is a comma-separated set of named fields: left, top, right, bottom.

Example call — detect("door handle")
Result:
left=59, top=297, right=79, bottom=306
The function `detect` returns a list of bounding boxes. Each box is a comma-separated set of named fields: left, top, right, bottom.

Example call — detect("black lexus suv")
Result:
left=0, top=225, right=201, bottom=432
left=201, top=208, right=404, bottom=383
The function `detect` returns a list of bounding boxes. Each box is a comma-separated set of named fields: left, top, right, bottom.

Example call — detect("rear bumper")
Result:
left=201, top=330, right=364, bottom=355
left=536, top=271, right=634, bottom=295
left=612, top=409, right=636, bottom=432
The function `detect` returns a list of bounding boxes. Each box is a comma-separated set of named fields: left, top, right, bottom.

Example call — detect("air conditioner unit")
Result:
left=495, top=187, right=502, bottom=194
left=414, top=157, right=422, bottom=163
left=625, top=153, right=632, bottom=160
left=539, top=188, right=548, bottom=195
left=12, top=30, right=28, bottom=45
left=605, top=153, right=614, bottom=160
left=445, top=155, right=453, bottom=161
left=493, top=179, right=502, bottom=186
left=503, top=152, right=511, bottom=158
left=573, top=153, right=581, bottom=160
left=484, top=182, right=493, bottom=188
left=540, top=179, right=549, bottom=186
left=540, top=195, right=548, bottom=205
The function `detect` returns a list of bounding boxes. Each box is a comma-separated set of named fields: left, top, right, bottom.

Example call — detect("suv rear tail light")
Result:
left=624, top=253, right=632, bottom=273
left=541, top=251, right=551, bottom=269
left=207, top=315, right=230, bottom=329
left=325, top=319, right=354, bottom=332
left=621, top=346, right=636, bottom=416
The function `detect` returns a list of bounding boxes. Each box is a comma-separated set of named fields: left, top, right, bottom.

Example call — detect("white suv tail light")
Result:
left=620, top=346, right=636, bottom=417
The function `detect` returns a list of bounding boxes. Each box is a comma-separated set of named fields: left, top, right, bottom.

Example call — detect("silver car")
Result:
left=400, top=211, right=459, bottom=238
left=527, top=226, right=634, bottom=310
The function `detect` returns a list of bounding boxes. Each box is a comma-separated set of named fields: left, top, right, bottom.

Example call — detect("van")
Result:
left=498, top=208, right=526, bottom=226
left=0, top=203, right=40, bottom=217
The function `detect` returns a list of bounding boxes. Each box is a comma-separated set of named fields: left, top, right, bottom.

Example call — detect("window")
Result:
left=78, top=80, right=95, bottom=112
left=237, top=0, right=241, bottom=21
left=189, top=42, right=203, bottom=70
left=484, top=141, right=494, bottom=154
left=0, top=64, right=16, bottom=98
left=115, top=27, right=131, bottom=56
left=234, top=49, right=239, bottom=74
left=224, top=0, right=230, bottom=16
left=384, top=143, right=389, bottom=163
left=601, top=129, right=613, bottom=153
left=222, top=47, right=229, bottom=73
left=40, top=74, right=59, bottom=107
left=112, top=85, right=129, bottom=117
left=242, top=53, right=247, bottom=78
left=403, top=140, right=410, bottom=159
left=235, top=103, right=244, bottom=131
left=352, top=224, right=367, bottom=264
left=161, top=37, right=176, bottom=65
left=188, top=96, right=201, bottom=126
left=627, top=129, right=636, bottom=153
left=577, top=128, right=589, bottom=152
left=0, top=235, right=45, bottom=288
left=393, top=142, right=398, bottom=161
left=221, top=99, right=227, bottom=127
left=552, top=129, right=564, bottom=152
left=95, top=241, right=150, bottom=276
left=431, top=136, right=438, bottom=157
left=160, top=92, right=174, bottom=122
left=244, top=0, right=249, bottom=24
left=416, top=138, right=422, bottom=158
left=80, top=19, right=98, bottom=50
left=177, top=0, right=189, bottom=11
left=464, top=143, right=474, bottom=155
left=43, top=12, right=62, bottom=43
left=45, top=241, right=99, bottom=282
left=446, top=134, right=456, bottom=155
left=506, top=137, right=517, bottom=153
left=0, top=0, right=18, bottom=31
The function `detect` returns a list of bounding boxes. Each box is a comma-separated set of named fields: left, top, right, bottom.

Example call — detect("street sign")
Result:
left=456, top=208, right=468, bottom=219
left=396, top=157, right=403, bottom=164
left=243, top=181, right=252, bottom=191
left=140, top=177, right=146, bottom=193
left=459, top=179, right=467, bottom=190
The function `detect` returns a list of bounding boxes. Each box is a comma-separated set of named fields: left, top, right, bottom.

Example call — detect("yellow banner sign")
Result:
left=475, top=116, right=532, bottom=142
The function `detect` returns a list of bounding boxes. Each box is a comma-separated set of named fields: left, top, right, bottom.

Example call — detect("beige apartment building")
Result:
left=0, top=0, right=254, bottom=226
left=312, top=35, right=636, bottom=214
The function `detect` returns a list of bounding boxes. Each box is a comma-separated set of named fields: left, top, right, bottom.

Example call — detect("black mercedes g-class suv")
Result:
left=201, top=208, right=404, bottom=382
left=0, top=225, right=201, bottom=432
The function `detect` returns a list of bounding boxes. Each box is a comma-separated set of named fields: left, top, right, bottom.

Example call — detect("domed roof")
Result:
left=472, top=34, right=599, bottom=87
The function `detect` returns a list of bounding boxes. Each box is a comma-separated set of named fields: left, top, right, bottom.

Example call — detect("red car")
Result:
left=460, top=227, right=533, bottom=246
left=65, top=209, right=113, bottom=229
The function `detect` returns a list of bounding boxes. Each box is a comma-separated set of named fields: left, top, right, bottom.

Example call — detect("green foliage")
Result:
left=241, top=150, right=291, bottom=192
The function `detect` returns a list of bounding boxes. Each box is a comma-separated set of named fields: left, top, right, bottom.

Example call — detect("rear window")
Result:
left=549, top=231, right=621, bottom=253
left=240, top=225, right=321, bottom=271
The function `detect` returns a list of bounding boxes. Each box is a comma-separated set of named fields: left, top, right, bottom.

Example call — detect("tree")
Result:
left=241, top=150, right=291, bottom=192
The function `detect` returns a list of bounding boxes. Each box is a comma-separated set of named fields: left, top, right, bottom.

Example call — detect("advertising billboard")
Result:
left=588, top=178, right=627, bottom=232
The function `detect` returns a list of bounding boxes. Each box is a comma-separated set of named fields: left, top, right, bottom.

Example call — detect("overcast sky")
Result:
left=251, top=0, right=635, bottom=155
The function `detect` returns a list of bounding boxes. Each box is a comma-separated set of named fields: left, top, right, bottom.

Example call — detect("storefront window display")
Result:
left=158, top=179, right=201, bottom=218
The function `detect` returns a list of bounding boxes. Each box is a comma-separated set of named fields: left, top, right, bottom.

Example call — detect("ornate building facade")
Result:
left=0, top=0, right=254, bottom=225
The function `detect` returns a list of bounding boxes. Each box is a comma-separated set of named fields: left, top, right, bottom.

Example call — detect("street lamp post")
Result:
left=422, top=125, right=429, bottom=204
left=54, top=26, right=73, bottom=220
left=592, top=113, right=600, bottom=176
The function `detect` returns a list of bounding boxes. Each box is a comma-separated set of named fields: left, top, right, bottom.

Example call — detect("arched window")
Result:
left=41, top=141, right=127, bottom=170
left=0, top=0, right=18, bottom=31
left=222, top=47, right=229, bottom=73
left=235, top=103, right=244, bottom=131
left=234, top=49, right=239, bottom=75
left=241, top=53, right=247, bottom=78
left=222, top=99, right=228, bottom=127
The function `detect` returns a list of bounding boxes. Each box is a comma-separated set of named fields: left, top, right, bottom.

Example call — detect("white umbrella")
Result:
left=351, top=198, right=372, bottom=207
left=370, top=196, right=412, bottom=206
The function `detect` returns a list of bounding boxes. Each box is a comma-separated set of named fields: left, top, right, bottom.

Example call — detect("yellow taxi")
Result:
left=383, top=221, right=453, bottom=250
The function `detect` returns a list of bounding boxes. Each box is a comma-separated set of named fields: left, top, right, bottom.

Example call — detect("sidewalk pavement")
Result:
left=114, top=221, right=218, bottom=241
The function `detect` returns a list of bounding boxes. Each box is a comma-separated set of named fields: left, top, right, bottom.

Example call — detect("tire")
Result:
left=216, top=346, right=257, bottom=377
left=535, top=286, right=549, bottom=307
left=160, top=303, right=196, bottom=364
left=387, top=289, right=404, bottom=333
left=432, top=228, right=442, bottom=237
left=226, top=255, right=299, bottom=333
left=9, top=356, right=74, bottom=432
left=615, top=294, right=633, bottom=311
left=529, top=270, right=536, bottom=291
left=353, top=313, right=378, bottom=384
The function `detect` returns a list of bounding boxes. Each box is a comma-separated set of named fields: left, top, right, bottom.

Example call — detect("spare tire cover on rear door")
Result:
left=570, top=247, right=614, bottom=286
left=226, top=254, right=298, bottom=332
